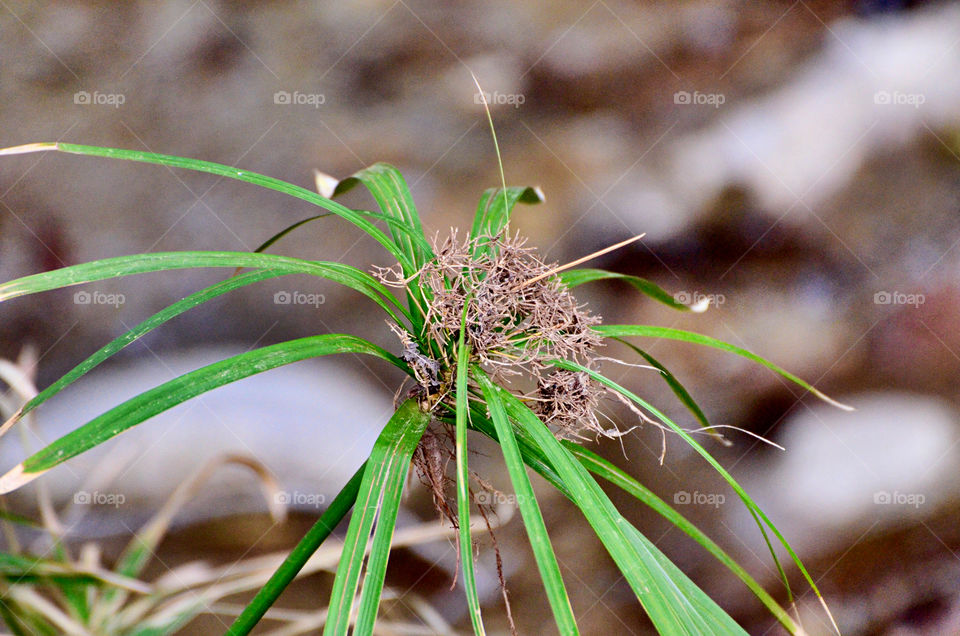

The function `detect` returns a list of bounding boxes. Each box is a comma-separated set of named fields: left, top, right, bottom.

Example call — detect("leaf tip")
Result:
left=689, top=297, right=711, bottom=313
left=0, top=142, right=58, bottom=156
left=313, top=169, right=339, bottom=198
left=813, top=389, right=854, bottom=412
left=0, top=463, right=44, bottom=494
left=0, top=407, right=24, bottom=440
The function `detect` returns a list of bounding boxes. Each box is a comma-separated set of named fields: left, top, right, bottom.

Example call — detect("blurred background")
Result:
left=2, top=0, right=960, bottom=634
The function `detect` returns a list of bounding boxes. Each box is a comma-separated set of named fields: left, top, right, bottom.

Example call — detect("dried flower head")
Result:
left=422, top=230, right=601, bottom=374
left=535, top=369, right=602, bottom=439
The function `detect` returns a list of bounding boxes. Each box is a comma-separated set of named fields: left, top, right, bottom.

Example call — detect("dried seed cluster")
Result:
left=423, top=230, right=599, bottom=373
left=378, top=229, right=609, bottom=439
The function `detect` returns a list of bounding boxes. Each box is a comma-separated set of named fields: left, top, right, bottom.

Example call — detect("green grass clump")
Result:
left=0, top=123, right=848, bottom=634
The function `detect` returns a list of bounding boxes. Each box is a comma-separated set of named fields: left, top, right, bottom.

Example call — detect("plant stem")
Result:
left=225, top=462, right=366, bottom=636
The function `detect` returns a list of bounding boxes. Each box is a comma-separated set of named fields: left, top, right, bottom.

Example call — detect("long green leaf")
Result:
left=497, top=388, right=748, bottom=635
left=550, top=359, right=835, bottom=631
left=567, top=445, right=798, bottom=633
left=325, top=399, right=430, bottom=636
left=474, top=369, right=578, bottom=635
left=332, top=164, right=432, bottom=273
left=329, top=164, right=433, bottom=336
left=226, top=462, right=367, bottom=636
left=443, top=396, right=796, bottom=632
left=609, top=337, right=721, bottom=441
left=0, top=335, right=407, bottom=492
left=560, top=269, right=696, bottom=311
left=15, top=270, right=286, bottom=423
left=0, top=251, right=409, bottom=326
left=0, top=143, right=413, bottom=272
left=470, top=186, right=544, bottom=258
left=595, top=325, right=852, bottom=410
left=454, top=337, right=484, bottom=634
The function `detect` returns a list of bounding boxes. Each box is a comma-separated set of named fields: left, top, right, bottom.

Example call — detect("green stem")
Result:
left=225, top=463, right=366, bottom=636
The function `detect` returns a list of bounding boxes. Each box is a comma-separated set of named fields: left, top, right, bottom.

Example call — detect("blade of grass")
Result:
left=0, top=251, right=410, bottom=326
left=328, top=164, right=434, bottom=336
left=595, top=325, right=853, bottom=411
left=10, top=270, right=286, bottom=427
left=470, top=186, right=544, bottom=258
left=330, top=164, right=433, bottom=272
left=225, top=462, right=366, bottom=636
left=609, top=337, right=725, bottom=443
left=551, top=358, right=836, bottom=633
left=567, top=445, right=798, bottom=633
left=0, top=143, right=413, bottom=273
left=446, top=402, right=797, bottom=632
left=324, top=399, right=430, bottom=636
left=0, top=335, right=408, bottom=493
left=560, top=269, right=700, bottom=312
left=474, top=368, right=578, bottom=635
left=353, top=406, right=431, bottom=634
left=454, top=333, right=484, bottom=634
left=496, top=386, right=747, bottom=634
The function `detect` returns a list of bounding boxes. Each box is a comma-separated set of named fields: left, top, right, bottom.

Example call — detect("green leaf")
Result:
left=0, top=251, right=410, bottom=326
left=0, top=142, right=413, bottom=272
left=470, top=186, right=544, bottom=257
left=247, top=213, right=333, bottom=256
left=474, top=368, right=578, bottom=635
left=609, top=337, right=721, bottom=441
left=0, top=335, right=406, bottom=491
left=568, top=445, right=799, bottom=633
left=16, top=270, right=286, bottom=423
left=444, top=398, right=797, bottom=632
left=325, top=399, right=430, bottom=636
left=560, top=269, right=695, bottom=311
left=595, top=325, right=852, bottom=411
left=328, top=163, right=434, bottom=336
left=550, top=359, right=834, bottom=631
left=331, top=164, right=433, bottom=273
left=454, top=336, right=484, bottom=635
left=226, top=462, right=366, bottom=636
left=497, top=388, right=748, bottom=635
